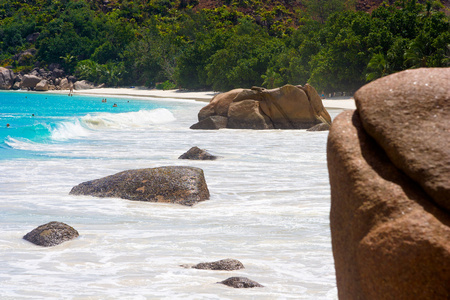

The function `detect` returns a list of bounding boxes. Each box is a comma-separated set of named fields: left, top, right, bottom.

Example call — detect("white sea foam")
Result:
left=81, top=108, right=176, bottom=129
left=0, top=103, right=345, bottom=299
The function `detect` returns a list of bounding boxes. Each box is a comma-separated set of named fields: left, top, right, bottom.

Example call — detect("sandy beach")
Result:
left=54, top=87, right=357, bottom=110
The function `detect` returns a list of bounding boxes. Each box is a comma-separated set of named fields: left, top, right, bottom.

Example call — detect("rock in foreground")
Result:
left=178, top=147, right=218, bottom=160
left=219, top=277, right=263, bottom=288
left=70, top=166, right=210, bottom=206
left=191, top=84, right=331, bottom=130
left=189, top=259, right=244, bottom=271
left=328, top=68, right=450, bottom=300
left=23, top=221, right=79, bottom=247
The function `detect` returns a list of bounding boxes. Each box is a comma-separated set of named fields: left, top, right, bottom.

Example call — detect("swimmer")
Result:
left=112, top=103, right=117, bottom=107
left=6, top=123, right=10, bottom=128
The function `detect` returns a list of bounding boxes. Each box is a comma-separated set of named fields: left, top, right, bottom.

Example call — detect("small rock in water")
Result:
left=178, top=146, right=218, bottom=160
left=219, top=277, right=263, bottom=288
left=23, top=221, right=79, bottom=247
left=184, top=258, right=244, bottom=270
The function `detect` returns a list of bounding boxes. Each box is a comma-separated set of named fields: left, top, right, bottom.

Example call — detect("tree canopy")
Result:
left=1, top=0, right=448, bottom=93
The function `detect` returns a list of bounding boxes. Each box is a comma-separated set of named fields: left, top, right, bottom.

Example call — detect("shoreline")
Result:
left=52, top=87, right=356, bottom=110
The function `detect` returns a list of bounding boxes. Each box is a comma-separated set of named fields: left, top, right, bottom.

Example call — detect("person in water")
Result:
left=113, top=103, right=117, bottom=107
left=6, top=123, right=10, bottom=128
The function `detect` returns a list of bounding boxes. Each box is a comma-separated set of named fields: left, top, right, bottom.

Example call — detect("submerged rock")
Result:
left=185, top=259, right=244, bottom=271
left=328, top=68, right=450, bottom=300
left=23, top=221, right=79, bottom=247
left=191, top=84, right=331, bottom=130
left=178, top=147, right=218, bottom=160
left=219, top=277, right=263, bottom=288
left=307, top=123, right=330, bottom=131
left=70, top=166, right=210, bottom=206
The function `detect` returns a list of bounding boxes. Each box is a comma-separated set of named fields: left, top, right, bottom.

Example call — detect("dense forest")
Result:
left=1, top=0, right=449, bottom=93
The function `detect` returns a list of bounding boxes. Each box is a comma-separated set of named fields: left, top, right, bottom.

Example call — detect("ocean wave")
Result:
left=81, top=109, right=175, bottom=129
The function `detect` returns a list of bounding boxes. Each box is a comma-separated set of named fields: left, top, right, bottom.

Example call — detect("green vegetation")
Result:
left=0, top=0, right=448, bottom=93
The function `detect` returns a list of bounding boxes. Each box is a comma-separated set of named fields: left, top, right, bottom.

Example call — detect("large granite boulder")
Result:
left=327, top=68, right=450, bottom=300
left=35, top=79, right=49, bottom=91
left=355, top=68, right=449, bottom=211
left=23, top=221, right=79, bottom=247
left=59, top=78, right=71, bottom=90
left=20, top=74, right=41, bottom=89
left=74, top=80, right=95, bottom=90
left=0, top=67, right=15, bottom=89
left=70, top=166, right=210, bottom=206
left=191, top=84, right=331, bottom=130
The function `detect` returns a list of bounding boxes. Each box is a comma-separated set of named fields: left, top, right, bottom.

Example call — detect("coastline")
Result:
left=49, top=87, right=357, bottom=110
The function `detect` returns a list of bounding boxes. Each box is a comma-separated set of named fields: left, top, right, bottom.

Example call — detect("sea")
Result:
left=0, top=90, right=342, bottom=299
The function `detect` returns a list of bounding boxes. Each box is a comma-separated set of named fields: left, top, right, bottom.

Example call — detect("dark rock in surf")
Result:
left=70, top=166, right=210, bottom=206
left=23, top=221, right=79, bottom=247
left=190, top=115, right=228, bottom=130
left=185, top=259, right=244, bottom=271
left=178, top=147, right=218, bottom=160
left=219, top=277, right=263, bottom=288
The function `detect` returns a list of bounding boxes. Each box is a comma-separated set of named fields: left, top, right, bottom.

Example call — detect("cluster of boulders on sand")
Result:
left=0, top=66, right=96, bottom=91
left=328, top=68, right=449, bottom=299
left=191, top=84, right=332, bottom=131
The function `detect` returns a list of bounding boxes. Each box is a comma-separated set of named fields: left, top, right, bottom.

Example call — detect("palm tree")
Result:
left=365, top=53, right=389, bottom=81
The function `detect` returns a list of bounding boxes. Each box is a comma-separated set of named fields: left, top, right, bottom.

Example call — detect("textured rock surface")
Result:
left=74, top=80, right=95, bottom=90
left=178, top=146, right=218, bottom=160
left=70, top=166, right=210, bottom=206
left=0, top=67, right=15, bottom=89
left=306, top=123, right=330, bottom=131
left=219, top=277, right=263, bottom=288
left=35, top=79, right=49, bottom=91
left=23, top=221, right=79, bottom=247
left=355, top=68, right=450, bottom=211
left=191, top=84, right=331, bottom=129
left=190, top=115, right=228, bottom=129
left=20, top=74, right=41, bottom=89
left=228, top=100, right=273, bottom=129
left=191, top=259, right=244, bottom=271
left=328, top=110, right=450, bottom=298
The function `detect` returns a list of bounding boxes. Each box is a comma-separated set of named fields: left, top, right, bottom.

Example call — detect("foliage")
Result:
left=0, top=0, right=448, bottom=93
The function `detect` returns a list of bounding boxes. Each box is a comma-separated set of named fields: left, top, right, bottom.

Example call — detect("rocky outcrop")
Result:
left=70, top=166, right=210, bottom=206
left=20, top=74, right=41, bottom=89
left=219, top=277, right=263, bottom=288
left=185, top=259, right=244, bottom=271
left=178, top=147, right=218, bottom=160
left=191, top=84, right=331, bottom=130
left=327, top=68, right=450, bottom=300
left=35, top=79, right=49, bottom=91
left=0, top=67, right=15, bottom=89
left=190, top=115, right=228, bottom=130
left=306, top=123, right=330, bottom=131
left=74, top=80, right=95, bottom=90
left=23, top=221, right=79, bottom=247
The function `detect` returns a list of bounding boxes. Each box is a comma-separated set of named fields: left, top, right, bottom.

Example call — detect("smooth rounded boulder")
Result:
left=0, top=67, right=15, bottom=90
left=328, top=68, right=450, bottom=300
left=355, top=68, right=449, bottom=211
left=70, top=166, right=210, bottom=206
left=191, top=84, right=331, bottom=130
left=23, top=221, right=79, bottom=247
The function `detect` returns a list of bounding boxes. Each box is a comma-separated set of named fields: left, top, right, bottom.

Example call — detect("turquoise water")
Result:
left=0, top=91, right=169, bottom=160
left=0, top=90, right=339, bottom=299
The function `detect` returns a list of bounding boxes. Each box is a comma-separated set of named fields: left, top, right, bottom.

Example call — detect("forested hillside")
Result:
left=1, top=0, right=449, bottom=93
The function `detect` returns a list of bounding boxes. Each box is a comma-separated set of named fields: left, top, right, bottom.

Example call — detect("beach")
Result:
left=53, top=87, right=357, bottom=111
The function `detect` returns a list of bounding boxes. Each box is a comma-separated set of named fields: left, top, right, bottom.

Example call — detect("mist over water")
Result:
left=0, top=91, right=340, bottom=299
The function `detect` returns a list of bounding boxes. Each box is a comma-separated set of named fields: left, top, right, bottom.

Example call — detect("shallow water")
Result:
left=0, top=91, right=341, bottom=299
